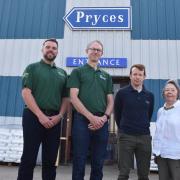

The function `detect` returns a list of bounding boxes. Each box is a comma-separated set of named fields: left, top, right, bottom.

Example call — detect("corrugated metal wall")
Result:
left=0, top=0, right=66, bottom=39
left=131, top=0, right=180, bottom=39
left=0, top=0, right=66, bottom=124
left=63, top=0, right=180, bottom=79
left=0, top=0, right=180, bottom=124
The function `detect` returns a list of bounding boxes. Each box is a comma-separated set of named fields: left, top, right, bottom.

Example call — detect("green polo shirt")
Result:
left=22, top=60, right=68, bottom=111
left=67, top=63, right=113, bottom=113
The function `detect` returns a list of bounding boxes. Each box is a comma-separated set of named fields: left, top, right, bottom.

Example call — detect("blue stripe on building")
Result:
left=0, top=76, right=24, bottom=117
left=1, top=76, right=180, bottom=122
left=131, top=0, right=180, bottom=39
left=0, top=0, right=66, bottom=39
left=144, top=79, right=180, bottom=121
left=145, top=79, right=166, bottom=121
left=1, top=0, right=180, bottom=39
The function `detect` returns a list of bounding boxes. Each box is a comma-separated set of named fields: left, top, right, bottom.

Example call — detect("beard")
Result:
left=43, top=52, right=57, bottom=62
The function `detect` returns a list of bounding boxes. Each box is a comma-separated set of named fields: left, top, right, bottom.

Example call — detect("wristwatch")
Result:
left=104, top=113, right=110, bottom=119
left=59, top=113, right=64, bottom=120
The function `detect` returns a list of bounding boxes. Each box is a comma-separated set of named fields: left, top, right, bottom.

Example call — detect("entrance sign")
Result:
left=66, top=57, right=127, bottom=68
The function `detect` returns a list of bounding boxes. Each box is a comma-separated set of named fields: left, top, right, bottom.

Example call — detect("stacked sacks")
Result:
left=0, top=128, right=9, bottom=161
left=0, top=125, right=23, bottom=163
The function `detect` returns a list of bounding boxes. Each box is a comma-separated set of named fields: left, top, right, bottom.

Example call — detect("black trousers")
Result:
left=117, top=133, right=152, bottom=180
left=156, top=156, right=180, bottom=180
left=17, top=108, right=61, bottom=180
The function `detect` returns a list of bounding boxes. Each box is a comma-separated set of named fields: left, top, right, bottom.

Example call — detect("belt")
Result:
left=93, top=112, right=104, bottom=117
left=40, top=109, right=59, bottom=116
left=74, top=111, right=104, bottom=117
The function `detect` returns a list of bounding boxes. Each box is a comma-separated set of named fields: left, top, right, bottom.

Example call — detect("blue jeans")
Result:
left=17, top=108, right=61, bottom=180
left=72, top=112, right=109, bottom=180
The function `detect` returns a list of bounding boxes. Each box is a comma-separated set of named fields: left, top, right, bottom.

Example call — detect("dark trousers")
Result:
left=17, top=108, right=61, bottom=180
left=156, top=156, right=180, bottom=180
left=72, top=112, right=109, bottom=180
left=117, top=133, right=152, bottom=180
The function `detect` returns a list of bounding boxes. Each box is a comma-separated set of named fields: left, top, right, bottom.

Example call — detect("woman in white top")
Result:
left=153, top=79, right=180, bottom=180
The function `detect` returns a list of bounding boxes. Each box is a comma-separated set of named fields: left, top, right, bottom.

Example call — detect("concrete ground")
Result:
left=0, top=164, right=158, bottom=180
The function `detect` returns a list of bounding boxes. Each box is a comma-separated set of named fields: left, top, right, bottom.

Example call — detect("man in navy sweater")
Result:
left=114, top=64, right=154, bottom=180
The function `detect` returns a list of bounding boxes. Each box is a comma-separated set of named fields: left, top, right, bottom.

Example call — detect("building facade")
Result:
left=0, top=0, right=180, bottom=127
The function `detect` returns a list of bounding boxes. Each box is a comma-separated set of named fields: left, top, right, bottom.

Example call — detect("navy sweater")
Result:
left=114, top=84, right=154, bottom=135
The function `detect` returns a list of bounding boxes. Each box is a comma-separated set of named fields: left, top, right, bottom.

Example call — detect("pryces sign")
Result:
left=64, top=7, right=131, bottom=30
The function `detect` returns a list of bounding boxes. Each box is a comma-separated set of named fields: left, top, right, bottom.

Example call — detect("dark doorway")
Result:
left=112, top=76, right=130, bottom=96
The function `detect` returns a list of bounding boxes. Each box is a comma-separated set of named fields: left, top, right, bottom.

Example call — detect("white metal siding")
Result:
left=0, top=0, right=179, bottom=79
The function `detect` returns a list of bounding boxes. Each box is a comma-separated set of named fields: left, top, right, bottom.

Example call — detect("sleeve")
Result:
left=22, top=65, right=33, bottom=90
left=149, top=93, right=154, bottom=121
left=106, top=74, right=114, bottom=95
left=152, top=108, right=162, bottom=155
left=62, top=71, right=68, bottom=98
left=67, top=68, right=81, bottom=89
left=114, top=91, right=123, bottom=128
left=156, top=108, right=162, bottom=122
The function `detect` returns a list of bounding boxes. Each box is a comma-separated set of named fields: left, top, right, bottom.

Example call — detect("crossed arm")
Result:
left=22, top=88, right=68, bottom=129
left=70, top=88, right=114, bottom=130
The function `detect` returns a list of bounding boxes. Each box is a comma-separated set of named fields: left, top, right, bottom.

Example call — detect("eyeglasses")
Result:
left=88, top=48, right=103, bottom=53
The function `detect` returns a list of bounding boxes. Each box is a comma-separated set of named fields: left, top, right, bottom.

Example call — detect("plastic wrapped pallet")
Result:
left=0, top=125, right=23, bottom=163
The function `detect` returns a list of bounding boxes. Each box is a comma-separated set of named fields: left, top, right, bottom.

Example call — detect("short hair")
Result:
left=130, top=64, right=146, bottom=76
left=86, top=40, right=103, bottom=51
left=43, top=38, right=58, bottom=47
left=162, top=79, right=180, bottom=99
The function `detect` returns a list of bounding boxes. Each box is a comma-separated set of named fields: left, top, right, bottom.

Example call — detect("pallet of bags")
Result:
left=0, top=125, right=23, bottom=163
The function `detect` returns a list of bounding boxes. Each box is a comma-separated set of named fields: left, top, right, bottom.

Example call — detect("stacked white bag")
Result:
left=150, top=122, right=158, bottom=171
left=0, top=125, right=23, bottom=163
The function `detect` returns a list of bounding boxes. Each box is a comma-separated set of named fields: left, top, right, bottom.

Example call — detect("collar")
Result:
left=164, top=106, right=174, bottom=110
left=40, top=59, right=57, bottom=68
left=85, top=63, right=101, bottom=72
left=163, top=99, right=180, bottom=110
left=127, top=84, right=146, bottom=93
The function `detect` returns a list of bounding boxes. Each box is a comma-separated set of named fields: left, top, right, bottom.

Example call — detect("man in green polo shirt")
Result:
left=17, top=39, right=68, bottom=180
left=67, top=40, right=114, bottom=180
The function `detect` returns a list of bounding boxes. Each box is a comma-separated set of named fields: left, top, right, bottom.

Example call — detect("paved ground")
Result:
left=0, top=164, right=158, bottom=180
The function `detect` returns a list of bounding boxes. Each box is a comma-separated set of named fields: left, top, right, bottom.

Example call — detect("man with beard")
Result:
left=17, top=39, right=68, bottom=180
left=67, top=40, right=114, bottom=180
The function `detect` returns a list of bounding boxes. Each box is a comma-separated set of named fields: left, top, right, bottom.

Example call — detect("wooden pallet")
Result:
left=0, top=161, right=19, bottom=166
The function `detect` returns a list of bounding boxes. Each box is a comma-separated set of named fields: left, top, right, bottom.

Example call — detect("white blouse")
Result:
left=153, top=100, right=180, bottom=159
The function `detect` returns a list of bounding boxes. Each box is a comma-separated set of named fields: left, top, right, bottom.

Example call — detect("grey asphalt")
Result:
left=0, top=164, right=158, bottom=180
